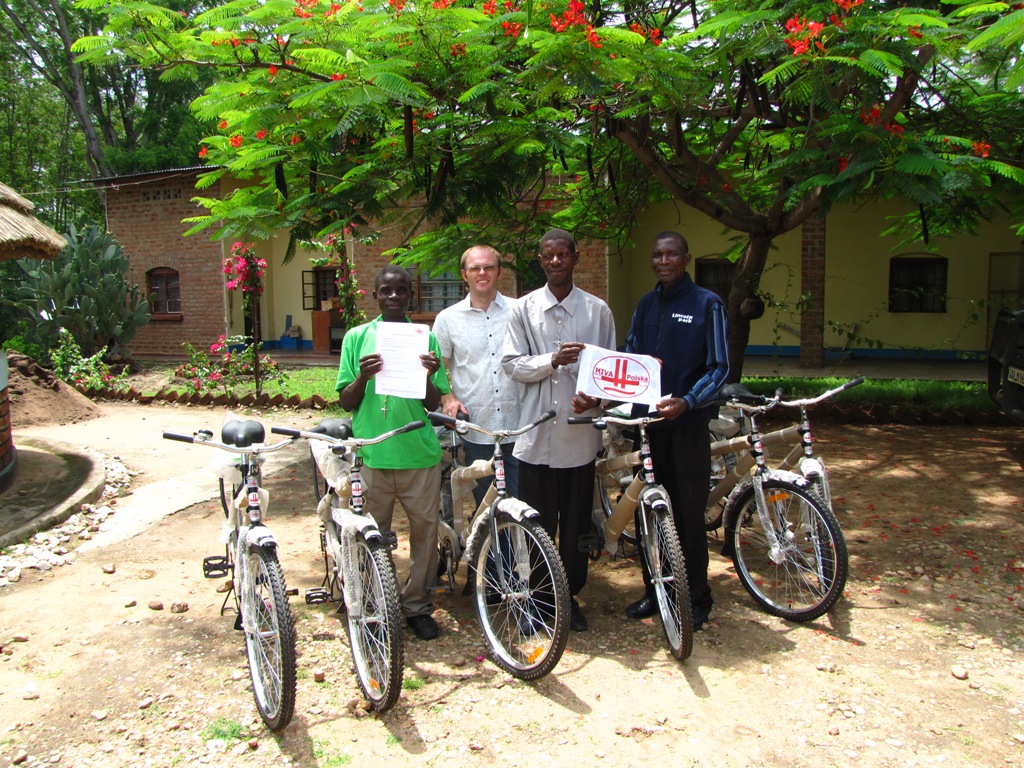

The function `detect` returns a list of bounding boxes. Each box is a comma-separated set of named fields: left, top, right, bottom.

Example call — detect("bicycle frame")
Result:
left=272, top=420, right=421, bottom=610
left=707, top=377, right=863, bottom=517
left=433, top=410, right=556, bottom=589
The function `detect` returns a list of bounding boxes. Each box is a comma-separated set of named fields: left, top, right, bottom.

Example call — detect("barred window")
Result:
left=148, top=267, right=182, bottom=317
left=889, top=257, right=947, bottom=313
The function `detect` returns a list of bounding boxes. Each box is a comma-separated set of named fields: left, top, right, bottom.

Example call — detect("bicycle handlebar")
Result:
left=161, top=430, right=293, bottom=455
left=723, top=376, right=864, bottom=414
left=777, top=376, right=864, bottom=409
left=271, top=419, right=425, bottom=447
left=427, top=409, right=555, bottom=439
left=567, top=412, right=665, bottom=428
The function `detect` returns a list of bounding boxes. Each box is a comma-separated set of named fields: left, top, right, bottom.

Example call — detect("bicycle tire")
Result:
left=241, top=547, right=297, bottom=731
left=310, top=445, right=328, bottom=504
left=470, top=506, right=570, bottom=680
left=638, top=495, right=693, bottom=660
left=343, top=537, right=404, bottom=712
left=725, top=477, right=848, bottom=621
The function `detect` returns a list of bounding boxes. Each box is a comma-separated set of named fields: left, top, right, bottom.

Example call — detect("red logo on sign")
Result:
left=591, top=356, right=652, bottom=398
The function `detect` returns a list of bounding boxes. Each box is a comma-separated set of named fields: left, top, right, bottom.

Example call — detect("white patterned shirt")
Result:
left=433, top=292, right=521, bottom=445
left=502, top=284, right=616, bottom=468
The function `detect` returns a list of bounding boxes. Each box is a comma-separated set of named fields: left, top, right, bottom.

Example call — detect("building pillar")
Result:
left=800, top=217, right=826, bottom=369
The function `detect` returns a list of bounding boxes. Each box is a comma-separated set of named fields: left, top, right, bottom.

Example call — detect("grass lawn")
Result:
left=130, top=362, right=999, bottom=413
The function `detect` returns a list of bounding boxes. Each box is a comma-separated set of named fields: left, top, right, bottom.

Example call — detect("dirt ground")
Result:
left=2, top=363, right=1024, bottom=768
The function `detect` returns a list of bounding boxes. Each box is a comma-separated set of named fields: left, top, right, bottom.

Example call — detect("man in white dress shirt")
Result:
left=434, top=245, right=521, bottom=505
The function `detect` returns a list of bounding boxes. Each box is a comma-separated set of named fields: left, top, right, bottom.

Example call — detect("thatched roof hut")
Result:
left=0, top=182, right=65, bottom=261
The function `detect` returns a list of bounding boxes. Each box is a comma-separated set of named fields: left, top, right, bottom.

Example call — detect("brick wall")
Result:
left=800, top=217, right=826, bottom=368
left=0, top=384, right=12, bottom=482
left=105, top=173, right=225, bottom=357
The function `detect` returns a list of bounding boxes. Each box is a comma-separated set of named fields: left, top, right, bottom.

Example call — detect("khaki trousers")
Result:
left=361, top=464, right=441, bottom=617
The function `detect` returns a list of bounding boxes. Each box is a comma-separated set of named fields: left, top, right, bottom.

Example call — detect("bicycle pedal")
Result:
left=305, top=588, right=331, bottom=605
left=286, top=588, right=298, bottom=597
left=381, top=530, right=399, bottom=551
left=202, top=556, right=231, bottom=579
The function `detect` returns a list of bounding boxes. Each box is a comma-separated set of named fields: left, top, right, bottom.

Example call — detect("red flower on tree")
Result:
left=198, top=146, right=208, bottom=159
left=482, top=0, right=497, bottom=14
left=230, top=134, right=243, bottom=148
left=972, top=141, right=991, bottom=158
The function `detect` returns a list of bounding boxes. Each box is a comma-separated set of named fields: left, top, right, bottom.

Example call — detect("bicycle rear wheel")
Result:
left=726, top=478, right=848, bottom=621
left=343, top=537, right=404, bottom=712
left=470, top=505, right=570, bottom=680
left=639, top=497, right=693, bottom=660
left=241, top=547, right=296, bottom=731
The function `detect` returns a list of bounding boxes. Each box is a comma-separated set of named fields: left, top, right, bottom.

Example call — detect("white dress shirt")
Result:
left=433, top=292, right=521, bottom=445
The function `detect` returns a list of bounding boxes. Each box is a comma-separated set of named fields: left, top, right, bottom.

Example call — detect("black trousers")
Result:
left=518, top=460, right=596, bottom=597
left=638, top=423, right=713, bottom=610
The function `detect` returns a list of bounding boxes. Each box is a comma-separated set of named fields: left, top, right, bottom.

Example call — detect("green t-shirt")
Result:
left=335, top=316, right=450, bottom=469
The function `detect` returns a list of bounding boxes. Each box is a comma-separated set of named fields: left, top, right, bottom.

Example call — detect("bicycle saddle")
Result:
left=312, top=417, right=352, bottom=439
left=221, top=419, right=265, bottom=447
left=719, top=383, right=764, bottom=404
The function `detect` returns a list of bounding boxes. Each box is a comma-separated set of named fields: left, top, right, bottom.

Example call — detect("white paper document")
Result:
left=374, top=322, right=431, bottom=399
left=578, top=346, right=662, bottom=405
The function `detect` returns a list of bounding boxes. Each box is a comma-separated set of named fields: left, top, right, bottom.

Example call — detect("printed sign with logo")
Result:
left=578, top=346, right=662, bottom=405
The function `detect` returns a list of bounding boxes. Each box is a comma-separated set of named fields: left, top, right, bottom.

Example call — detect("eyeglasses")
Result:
left=465, top=264, right=499, bottom=274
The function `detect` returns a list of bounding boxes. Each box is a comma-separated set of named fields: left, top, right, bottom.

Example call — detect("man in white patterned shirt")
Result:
left=434, top=245, right=521, bottom=505
left=502, top=229, right=616, bottom=632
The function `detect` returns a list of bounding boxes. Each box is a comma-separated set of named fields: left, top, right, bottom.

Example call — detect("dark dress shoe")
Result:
left=692, top=603, right=712, bottom=631
left=569, top=599, right=588, bottom=632
left=625, top=593, right=658, bottom=619
left=407, top=613, right=439, bottom=640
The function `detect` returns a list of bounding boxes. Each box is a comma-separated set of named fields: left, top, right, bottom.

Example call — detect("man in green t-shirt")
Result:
left=336, top=264, right=451, bottom=641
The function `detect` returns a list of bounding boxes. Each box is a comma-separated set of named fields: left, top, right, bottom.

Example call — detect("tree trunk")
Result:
left=725, top=234, right=773, bottom=382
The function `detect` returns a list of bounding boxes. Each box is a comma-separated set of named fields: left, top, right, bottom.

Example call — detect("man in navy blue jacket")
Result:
left=623, top=231, right=729, bottom=630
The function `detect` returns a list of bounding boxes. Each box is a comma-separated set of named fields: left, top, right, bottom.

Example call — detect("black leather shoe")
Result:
left=625, top=593, right=658, bottom=620
left=691, top=603, right=712, bottom=632
left=569, top=599, right=588, bottom=632
left=406, top=613, right=439, bottom=640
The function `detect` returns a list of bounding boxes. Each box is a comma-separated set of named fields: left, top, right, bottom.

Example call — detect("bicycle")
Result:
left=431, top=409, right=571, bottom=680
left=706, top=377, right=864, bottom=530
left=162, top=414, right=297, bottom=731
left=271, top=418, right=424, bottom=712
left=705, top=384, right=855, bottom=621
left=569, top=412, right=694, bottom=661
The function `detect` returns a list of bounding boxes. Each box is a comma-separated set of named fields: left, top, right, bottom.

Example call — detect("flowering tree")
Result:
left=75, top=0, right=1024, bottom=376
left=307, top=231, right=367, bottom=330
left=222, top=241, right=269, bottom=394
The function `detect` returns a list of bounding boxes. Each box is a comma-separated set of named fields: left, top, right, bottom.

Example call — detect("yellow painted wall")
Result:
left=627, top=199, right=1024, bottom=356
left=222, top=235, right=322, bottom=345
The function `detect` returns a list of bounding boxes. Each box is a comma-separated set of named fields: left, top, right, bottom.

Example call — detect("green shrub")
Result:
left=175, top=335, right=286, bottom=395
left=50, top=329, right=130, bottom=392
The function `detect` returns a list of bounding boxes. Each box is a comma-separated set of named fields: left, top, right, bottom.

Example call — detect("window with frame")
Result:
left=888, top=256, right=947, bottom=313
left=148, top=267, right=181, bottom=318
left=302, top=268, right=340, bottom=310
left=695, top=257, right=736, bottom=302
left=407, top=267, right=464, bottom=315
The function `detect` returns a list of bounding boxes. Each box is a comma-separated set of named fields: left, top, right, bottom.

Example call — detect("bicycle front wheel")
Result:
left=343, top=538, right=404, bottom=712
left=241, top=547, right=296, bottom=731
left=639, top=498, right=693, bottom=660
left=471, top=507, right=570, bottom=680
left=726, top=478, right=848, bottom=621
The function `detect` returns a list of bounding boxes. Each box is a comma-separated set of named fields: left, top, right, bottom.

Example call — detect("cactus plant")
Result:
left=14, top=224, right=152, bottom=360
